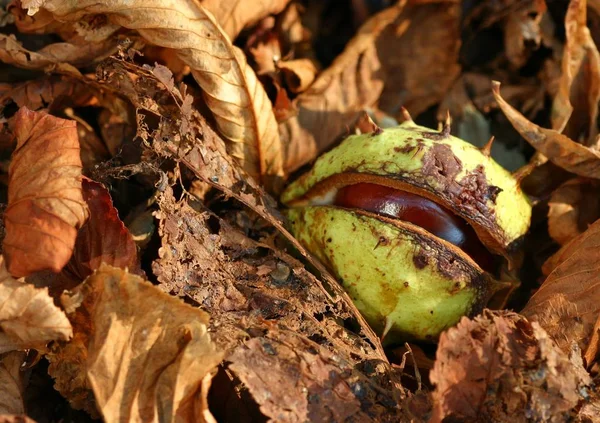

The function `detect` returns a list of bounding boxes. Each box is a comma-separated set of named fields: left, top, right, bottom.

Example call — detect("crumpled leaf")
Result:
left=4, top=107, right=89, bottom=277
left=0, top=76, right=96, bottom=112
left=552, top=0, right=600, bottom=141
left=0, top=351, right=26, bottom=415
left=276, top=58, right=317, bottom=93
left=21, top=0, right=284, bottom=188
left=0, top=256, right=72, bottom=354
left=522, top=218, right=600, bottom=364
left=62, top=178, right=141, bottom=286
left=430, top=310, right=591, bottom=423
left=201, top=0, right=291, bottom=40
left=548, top=178, right=600, bottom=246
left=280, top=0, right=460, bottom=172
left=228, top=331, right=373, bottom=422
left=0, top=33, right=116, bottom=74
left=47, top=265, right=222, bottom=421
left=493, top=81, right=600, bottom=179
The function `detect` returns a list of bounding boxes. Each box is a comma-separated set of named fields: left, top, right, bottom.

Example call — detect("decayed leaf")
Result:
left=522, top=218, right=600, bottom=363
left=95, top=58, right=400, bottom=418
left=21, top=0, right=284, bottom=188
left=280, top=0, right=461, bottom=172
left=228, top=332, right=373, bottom=422
left=47, top=265, right=222, bottom=421
left=552, top=0, right=600, bottom=141
left=62, top=178, right=141, bottom=286
left=4, top=107, right=89, bottom=277
left=0, top=351, right=26, bottom=415
left=0, top=33, right=116, bottom=73
left=0, top=257, right=72, bottom=353
left=493, top=81, right=600, bottom=179
left=430, top=310, right=591, bottom=423
left=0, top=76, right=96, bottom=112
left=548, top=178, right=600, bottom=246
left=201, top=0, right=291, bottom=40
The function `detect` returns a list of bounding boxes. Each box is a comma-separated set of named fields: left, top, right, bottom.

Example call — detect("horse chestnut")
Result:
left=281, top=118, right=531, bottom=342
left=334, top=183, right=495, bottom=271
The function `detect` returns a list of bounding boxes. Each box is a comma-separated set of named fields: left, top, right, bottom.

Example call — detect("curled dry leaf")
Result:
left=276, top=58, right=317, bottom=93
left=0, top=34, right=116, bottom=73
left=21, top=0, right=284, bottom=188
left=522, top=218, right=600, bottom=364
left=493, top=81, right=600, bottom=179
left=4, top=107, right=89, bottom=277
left=280, top=0, right=461, bottom=172
left=548, top=178, right=600, bottom=246
left=0, top=351, right=26, bottom=415
left=62, top=178, right=141, bottom=287
left=0, top=256, right=72, bottom=354
left=201, top=0, right=291, bottom=40
left=430, top=310, right=591, bottom=423
left=47, top=265, right=222, bottom=422
left=552, top=0, right=600, bottom=141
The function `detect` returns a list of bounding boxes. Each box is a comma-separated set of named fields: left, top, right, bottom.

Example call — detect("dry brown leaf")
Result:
left=503, top=0, right=547, bottom=69
left=228, top=331, right=373, bottom=422
left=0, top=76, right=96, bottom=112
left=201, top=0, right=291, bottom=40
left=522, top=218, right=600, bottom=362
left=0, top=256, right=72, bottom=353
left=430, top=310, right=591, bottom=423
left=493, top=81, right=600, bottom=178
left=276, top=58, right=317, bottom=93
left=47, top=265, right=222, bottom=421
left=0, top=33, right=116, bottom=73
left=548, top=178, right=600, bottom=246
left=4, top=107, right=88, bottom=277
left=552, top=0, right=600, bottom=142
left=280, top=0, right=461, bottom=173
left=21, top=0, right=284, bottom=188
left=62, top=178, right=141, bottom=286
left=0, top=351, right=26, bottom=415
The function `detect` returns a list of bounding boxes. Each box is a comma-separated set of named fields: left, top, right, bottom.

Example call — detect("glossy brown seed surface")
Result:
left=334, top=183, right=495, bottom=271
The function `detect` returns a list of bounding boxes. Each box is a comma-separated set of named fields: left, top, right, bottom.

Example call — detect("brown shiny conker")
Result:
left=334, top=183, right=495, bottom=271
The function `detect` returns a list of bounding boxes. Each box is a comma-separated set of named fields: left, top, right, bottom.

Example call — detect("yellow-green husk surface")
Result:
left=287, top=206, right=493, bottom=341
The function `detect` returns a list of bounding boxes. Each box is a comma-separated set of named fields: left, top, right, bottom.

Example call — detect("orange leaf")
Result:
left=492, top=81, right=600, bottom=178
left=522, top=218, right=600, bottom=362
left=48, top=265, right=222, bottom=421
left=0, top=256, right=72, bottom=353
left=548, top=178, right=600, bottom=246
left=62, top=178, right=141, bottom=285
left=201, top=0, right=291, bottom=40
left=4, top=107, right=89, bottom=277
left=552, top=0, right=600, bottom=141
left=431, top=310, right=590, bottom=422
